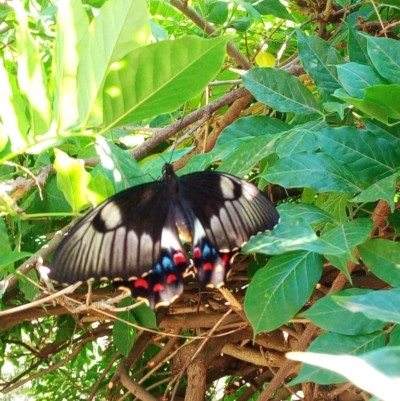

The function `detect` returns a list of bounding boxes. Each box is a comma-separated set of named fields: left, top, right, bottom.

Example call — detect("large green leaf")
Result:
left=315, top=127, right=400, bottom=183
left=363, top=85, right=400, bottom=119
left=113, top=298, right=137, bottom=356
left=289, top=346, right=400, bottom=401
left=290, top=331, right=386, bottom=385
left=347, top=23, right=370, bottom=65
left=77, top=0, right=151, bottom=127
left=352, top=172, right=400, bottom=211
left=53, top=149, right=91, bottom=212
left=301, top=289, right=386, bottom=335
left=262, top=152, right=363, bottom=193
left=321, top=218, right=373, bottom=263
left=53, top=0, right=89, bottom=131
left=244, top=251, right=323, bottom=334
left=103, top=35, right=230, bottom=129
left=366, top=36, right=400, bottom=85
left=14, top=1, right=52, bottom=136
left=297, top=30, right=346, bottom=95
left=333, top=288, right=400, bottom=324
left=243, top=216, right=340, bottom=256
left=242, top=67, right=323, bottom=115
left=336, top=62, right=388, bottom=98
left=333, top=88, right=390, bottom=123
left=359, top=240, right=400, bottom=287
left=0, top=60, right=29, bottom=155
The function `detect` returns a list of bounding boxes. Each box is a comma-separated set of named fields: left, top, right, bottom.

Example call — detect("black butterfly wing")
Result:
left=50, top=179, right=190, bottom=308
left=178, top=171, right=280, bottom=287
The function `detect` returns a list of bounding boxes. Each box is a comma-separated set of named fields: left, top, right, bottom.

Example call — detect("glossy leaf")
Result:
left=301, top=289, right=386, bottom=335
left=53, top=149, right=91, bottom=212
left=337, top=62, right=388, bottom=98
left=297, top=30, right=345, bottom=95
left=316, top=126, right=400, bottom=183
left=320, top=218, right=373, bottom=263
left=352, top=172, right=399, bottom=212
left=263, top=152, right=363, bottom=193
left=289, top=346, right=400, bottom=401
left=366, top=36, right=400, bottom=85
left=333, top=288, right=400, bottom=324
left=103, top=36, right=230, bottom=128
left=242, top=68, right=323, bottom=115
left=113, top=299, right=137, bottom=356
left=358, top=240, right=400, bottom=286
left=77, top=0, right=151, bottom=127
left=244, top=251, right=323, bottom=334
left=290, top=331, right=386, bottom=384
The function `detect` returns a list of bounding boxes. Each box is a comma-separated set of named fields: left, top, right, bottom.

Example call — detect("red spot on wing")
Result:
left=173, top=252, right=187, bottom=265
left=153, top=283, right=165, bottom=292
left=193, top=246, right=202, bottom=258
left=222, top=254, right=230, bottom=264
left=167, top=274, right=178, bottom=284
left=203, top=262, right=213, bottom=271
left=135, top=278, right=149, bottom=289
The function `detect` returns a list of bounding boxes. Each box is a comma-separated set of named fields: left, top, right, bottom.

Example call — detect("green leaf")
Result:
left=242, top=68, right=323, bottom=115
left=363, top=85, right=400, bottom=119
left=274, top=120, right=327, bottom=157
left=243, top=216, right=340, bottom=256
left=297, top=30, right=346, bottom=95
left=0, top=60, right=29, bottom=155
left=250, top=0, right=294, bottom=20
left=215, top=115, right=290, bottom=148
left=113, top=299, right=137, bottom=356
left=53, top=149, right=91, bottom=212
left=289, top=346, right=400, bottom=401
left=218, top=135, right=276, bottom=176
left=358, top=239, right=400, bottom=287
left=290, top=331, right=386, bottom=385
left=19, top=269, right=39, bottom=302
left=351, top=172, right=400, bottom=212
left=333, top=88, right=390, bottom=124
left=315, top=127, right=400, bottom=183
left=347, top=23, right=370, bottom=65
left=263, top=152, right=363, bottom=193
left=276, top=203, right=334, bottom=226
left=14, top=1, right=52, bottom=138
left=103, top=35, right=230, bottom=129
left=244, top=251, right=323, bottom=334
left=301, top=289, right=386, bottom=335
left=334, top=288, right=400, bottom=324
left=366, top=36, right=400, bottom=85
left=95, top=136, right=146, bottom=192
left=53, top=0, right=89, bottom=130
left=0, top=251, right=32, bottom=270
left=321, top=218, right=373, bottom=263
left=336, top=63, right=388, bottom=98
left=77, top=0, right=151, bottom=127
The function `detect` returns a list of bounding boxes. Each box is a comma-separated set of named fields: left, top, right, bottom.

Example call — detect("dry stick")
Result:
left=119, top=370, right=159, bottom=401
left=258, top=200, right=392, bottom=400
left=174, top=90, right=254, bottom=170
left=169, top=0, right=252, bottom=70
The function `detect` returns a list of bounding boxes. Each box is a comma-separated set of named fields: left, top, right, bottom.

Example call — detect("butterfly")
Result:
left=50, top=163, right=279, bottom=309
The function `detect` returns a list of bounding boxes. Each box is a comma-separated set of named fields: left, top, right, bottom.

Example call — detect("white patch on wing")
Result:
left=99, top=202, right=122, bottom=229
left=112, top=226, right=126, bottom=271
left=240, top=181, right=259, bottom=201
left=125, top=230, right=139, bottom=268
left=192, top=218, right=206, bottom=244
left=139, top=233, right=154, bottom=267
left=220, top=176, right=235, bottom=199
left=161, top=226, right=182, bottom=250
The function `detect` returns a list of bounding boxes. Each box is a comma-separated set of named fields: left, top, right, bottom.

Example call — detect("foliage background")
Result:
left=1, top=0, right=400, bottom=400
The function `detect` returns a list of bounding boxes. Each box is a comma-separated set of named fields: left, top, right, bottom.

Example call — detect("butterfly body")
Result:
left=51, top=163, right=279, bottom=308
